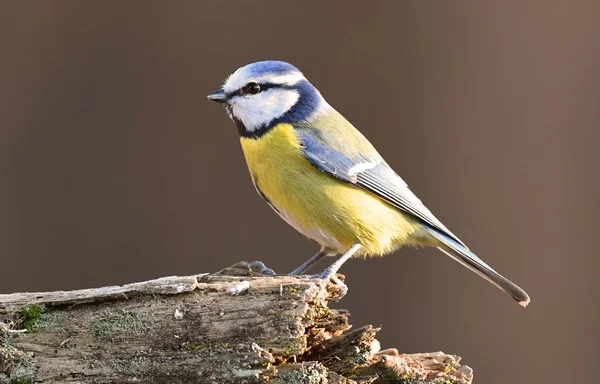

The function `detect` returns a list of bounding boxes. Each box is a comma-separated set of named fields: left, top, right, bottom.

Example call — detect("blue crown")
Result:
left=244, top=60, right=300, bottom=77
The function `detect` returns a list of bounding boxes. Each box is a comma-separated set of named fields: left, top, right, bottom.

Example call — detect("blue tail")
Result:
left=424, top=226, right=530, bottom=307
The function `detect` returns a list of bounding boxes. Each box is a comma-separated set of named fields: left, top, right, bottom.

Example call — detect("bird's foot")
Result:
left=309, top=268, right=348, bottom=300
left=247, top=261, right=276, bottom=275
left=212, top=261, right=276, bottom=277
left=293, top=243, right=362, bottom=301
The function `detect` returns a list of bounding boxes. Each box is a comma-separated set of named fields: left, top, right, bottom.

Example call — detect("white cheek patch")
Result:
left=231, top=89, right=300, bottom=131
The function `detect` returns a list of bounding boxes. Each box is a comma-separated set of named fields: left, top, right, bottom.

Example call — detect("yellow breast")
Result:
left=239, top=123, right=421, bottom=256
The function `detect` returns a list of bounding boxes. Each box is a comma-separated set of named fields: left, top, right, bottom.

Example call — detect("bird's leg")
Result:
left=288, top=247, right=335, bottom=275
left=315, top=243, right=362, bottom=280
left=247, top=261, right=276, bottom=275
left=311, top=243, right=362, bottom=297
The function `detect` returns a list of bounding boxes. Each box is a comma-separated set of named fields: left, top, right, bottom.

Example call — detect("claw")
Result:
left=308, top=271, right=348, bottom=300
left=247, top=261, right=276, bottom=275
left=212, top=261, right=276, bottom=277
left=296, top=243, right=362, bottom=301
left=328, top=274, right=348, bottom=298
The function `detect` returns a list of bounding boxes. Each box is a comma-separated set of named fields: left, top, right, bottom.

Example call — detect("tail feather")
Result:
left=425, top=226, right=530, bottom=307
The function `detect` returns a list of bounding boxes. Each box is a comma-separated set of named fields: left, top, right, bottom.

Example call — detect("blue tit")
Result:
left=208, top=61, right=530, bottom=307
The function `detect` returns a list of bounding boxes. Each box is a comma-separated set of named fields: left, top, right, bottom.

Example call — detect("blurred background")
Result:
left=0, top=1, right=598, bottom=383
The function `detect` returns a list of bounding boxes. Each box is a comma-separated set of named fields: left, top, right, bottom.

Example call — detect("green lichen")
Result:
left=277, top=337, right=304, bottom=357
left=313, top=306, right=330, bottom=318
left=10, top=379, right=33, bottom=384
left=0, top=346, right=36, bottom=384
left=16, top=305, right=44, bottom=332
left=304, top=305, right=332, bottom=323
left=1, top=323, right=40, bottom=383
left=397, top=377, right=461, bottom=384
left=1, top=324, right=11, bottom=348
left=441, top=362, right=457, bottom=374
left=108, top=355, right=150, bottom=375
left=92, top=310, right=153, bottom=337
left=279, top=363, right=326, bottom=384
left=182, top=342, right=229, bottom=352
left=183, top=344, right=204, bottom=352
left=279, top=370, right=302, bottom=382
left=349, top=351, right=370, bottom=366
left=286, top=287, right=299, bottom=297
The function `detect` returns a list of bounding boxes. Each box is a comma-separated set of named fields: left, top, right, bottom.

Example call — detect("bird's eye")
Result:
left=245, top=82, right=261, bottom=95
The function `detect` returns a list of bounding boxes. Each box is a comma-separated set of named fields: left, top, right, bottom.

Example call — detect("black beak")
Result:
left=207, top=89, right=228, bottom=103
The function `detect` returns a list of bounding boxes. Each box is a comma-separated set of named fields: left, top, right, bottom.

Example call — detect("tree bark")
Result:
left=0, top=262, right=473, bottom=384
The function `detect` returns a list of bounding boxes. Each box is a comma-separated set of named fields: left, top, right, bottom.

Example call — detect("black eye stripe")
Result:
left=228, top=82, right=295, bottom=98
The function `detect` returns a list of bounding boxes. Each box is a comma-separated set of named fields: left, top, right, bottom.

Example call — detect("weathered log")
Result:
left=0, top=262, right=473, bottom=383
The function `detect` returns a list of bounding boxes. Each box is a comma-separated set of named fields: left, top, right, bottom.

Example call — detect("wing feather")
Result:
left=296, top=128, right=465, bottom=246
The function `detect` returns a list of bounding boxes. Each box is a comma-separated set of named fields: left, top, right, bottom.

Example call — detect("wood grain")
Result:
left=0, top=262, right=472, bottom=383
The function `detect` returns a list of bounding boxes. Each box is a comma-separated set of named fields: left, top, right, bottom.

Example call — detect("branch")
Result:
left=0, top=262, right=473, bottom=383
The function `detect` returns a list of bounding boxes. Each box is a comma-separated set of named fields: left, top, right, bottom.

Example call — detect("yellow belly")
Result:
left=240, top=123, right=422, bottom=256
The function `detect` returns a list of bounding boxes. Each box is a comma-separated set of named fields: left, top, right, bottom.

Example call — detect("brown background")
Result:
left=0, top=1, right=598, bottom=383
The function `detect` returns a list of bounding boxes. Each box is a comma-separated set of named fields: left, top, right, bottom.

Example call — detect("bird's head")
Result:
left=208, top=61, right=330, bottom=137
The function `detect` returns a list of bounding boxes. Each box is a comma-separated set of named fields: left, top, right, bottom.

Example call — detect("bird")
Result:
left=207, top=60, right=530, bottom=307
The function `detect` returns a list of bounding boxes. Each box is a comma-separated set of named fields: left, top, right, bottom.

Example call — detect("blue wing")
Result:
left=296, top=128, right=465, bottom=246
